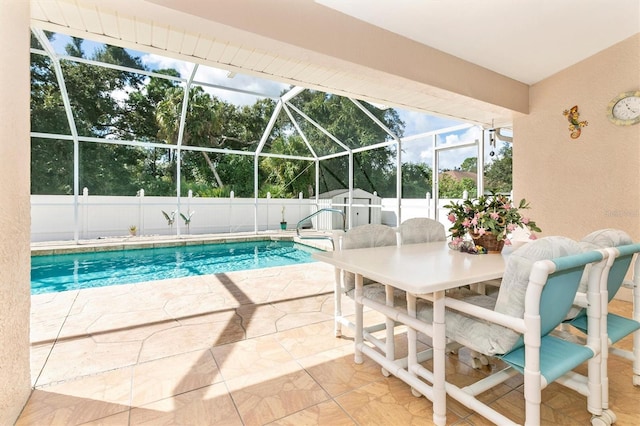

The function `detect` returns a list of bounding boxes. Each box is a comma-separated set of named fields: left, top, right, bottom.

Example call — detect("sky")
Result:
left=47, top=33, right=508, bottom=170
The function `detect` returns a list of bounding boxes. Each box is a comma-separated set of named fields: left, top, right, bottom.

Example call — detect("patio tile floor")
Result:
left=17, top=262, right=640, bottom=425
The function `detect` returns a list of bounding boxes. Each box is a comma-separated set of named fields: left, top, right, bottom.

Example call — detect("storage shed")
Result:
left=315, top=188, right=382, bottom=230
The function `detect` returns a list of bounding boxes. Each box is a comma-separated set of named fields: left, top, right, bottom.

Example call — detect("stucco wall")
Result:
left=0, top=0, right=32, bottom=423
left=514, top=34, right=640, bottom=242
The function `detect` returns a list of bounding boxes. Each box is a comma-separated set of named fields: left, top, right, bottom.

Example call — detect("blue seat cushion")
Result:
left=499, top=335, right=594, bottom=384
left=570, top=313, right=640, bottom=344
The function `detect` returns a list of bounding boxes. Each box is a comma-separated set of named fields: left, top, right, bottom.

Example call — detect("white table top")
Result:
left=313, top=240, right=508, bottom=294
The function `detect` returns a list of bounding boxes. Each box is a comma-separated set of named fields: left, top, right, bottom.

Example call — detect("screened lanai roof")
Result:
left=30, top=28, right=476, bottom=164
left=33, top=24, right=503, bottom=218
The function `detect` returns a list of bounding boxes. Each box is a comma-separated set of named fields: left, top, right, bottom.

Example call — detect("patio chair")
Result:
left=563, top=229, right=640, bottom=423
left=333, top=224, right=405, bottom=364
left=397, top=217, right=481, bottom=357
left=416, top=236, right=611, bottom=425
left=398, top=217, right=445, bottom=245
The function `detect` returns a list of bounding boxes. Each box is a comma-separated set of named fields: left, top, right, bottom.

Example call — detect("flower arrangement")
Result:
left=445, top=192, right=541, bottom=249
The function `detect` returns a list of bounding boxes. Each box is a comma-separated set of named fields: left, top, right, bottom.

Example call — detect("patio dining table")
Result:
left=313, top=240, right=508, bottom=425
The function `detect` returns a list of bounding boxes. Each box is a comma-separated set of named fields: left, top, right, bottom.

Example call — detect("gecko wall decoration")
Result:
left=562, top=105, right=588, bottom=139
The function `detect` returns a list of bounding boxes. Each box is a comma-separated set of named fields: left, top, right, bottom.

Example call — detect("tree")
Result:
left=30, top=35, right=149, bottom=194
left=460, top=157, right=477, bottom=172
left=485, top=145, right=512, bottom=194
left=154, top=85, right=275, bottom=196
left=31, top=33, right=75, bottom=194
left=122, top=69, right=180, bottom=141
left=438, top=174, right=477, bottom=198
left=30, top=35, right=406, bottom=199
left=264, top=91, right=405, bottom=197
left=401, top=162, right=433, bottom=198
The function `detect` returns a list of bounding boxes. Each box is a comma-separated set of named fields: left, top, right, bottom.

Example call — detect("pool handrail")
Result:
left=296, top=208, right=346, bottom=250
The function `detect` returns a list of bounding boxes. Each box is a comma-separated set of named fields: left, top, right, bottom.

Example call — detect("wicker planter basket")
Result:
left=470, top=233, right=505, bottom=254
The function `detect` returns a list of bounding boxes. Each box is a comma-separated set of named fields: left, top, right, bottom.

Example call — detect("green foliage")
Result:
left=435, top=147, right=513, bottom=199
left=485, top=145, right=513, bottom=193
left=30, top=50, right=70, bottom=134
left=401, top=162, right=433, bottom=198
left=259, top=183, right=288, bottom=198
left=438, top=174, right=477, bottom=198
left=32, top=35, right=515, bottom=202
left=30, top=36, right=406, bottom=198
left=281, top=91, right=404, bottom=197
left=459, top=157, right=477, bottom=172
left=181, top=180, right=231, bottom=198
left=31, top=138, right=73, bottom=194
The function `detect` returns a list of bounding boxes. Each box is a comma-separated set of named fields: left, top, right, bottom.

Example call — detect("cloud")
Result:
left=398, top=109, right=462, bottom=136
left=140, top=54, right=290, bottom=106
left=140, top=53, right=195, bottom=77
left=399, top=119, right=484, bottom=169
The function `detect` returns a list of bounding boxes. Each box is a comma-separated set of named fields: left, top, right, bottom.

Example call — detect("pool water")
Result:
left=31, top=240, right=320, bottom=295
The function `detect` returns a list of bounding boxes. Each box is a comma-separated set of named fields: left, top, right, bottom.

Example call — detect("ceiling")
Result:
left=30, top=0, right=640, bottom=128
left=318, top=0, right=640, bottom=85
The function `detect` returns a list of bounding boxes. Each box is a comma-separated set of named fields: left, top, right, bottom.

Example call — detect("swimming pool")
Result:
left=31, top=240, right=321, bottom=295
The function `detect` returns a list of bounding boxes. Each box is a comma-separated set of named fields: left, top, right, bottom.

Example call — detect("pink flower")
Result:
left=448, top=213, right=456, bottom=223
left=471, top=216, right=478, bottom=226
left=529, top=233, right=537, bottom=240
left=507, top=223, right=517, bottom=232
left=462, top=218, right=471, bottom=228
left=477, top=227, right=487, bottom=236
left=490, top=212, right=500, bottom=220
left=504, top=238, right=512, bottom=246
left=522, top=217, right=530, bottom=225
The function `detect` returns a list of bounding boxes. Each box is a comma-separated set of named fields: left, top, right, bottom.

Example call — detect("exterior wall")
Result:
left=514, top=33, right=640, bottom=301
left=514, top=34, right=640, bottom=242
left=0, top=0, right=32, bottom=423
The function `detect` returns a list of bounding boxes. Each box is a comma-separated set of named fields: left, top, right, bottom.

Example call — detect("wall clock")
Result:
left=606, top=90, right=640, bottom=126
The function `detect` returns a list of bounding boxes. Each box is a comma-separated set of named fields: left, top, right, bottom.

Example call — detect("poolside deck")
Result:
left=17, top=236, right=640, bottom=425
left=30, top=230, right=335, bottom=255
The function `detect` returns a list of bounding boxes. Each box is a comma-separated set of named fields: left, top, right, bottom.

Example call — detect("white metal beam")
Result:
left=32, top=28, right=82, bottom=242
left=285, top=102, right=350, bottom=152
left=255, top=99, right=284, bottom=155
left=282, top=103, right=318, bottom=159
left=349, top=98, right=398, bottom=139
left=281, top=85, right=306, bottom=103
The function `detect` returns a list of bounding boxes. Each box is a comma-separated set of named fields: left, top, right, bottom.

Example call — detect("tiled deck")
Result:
left=17, top=256, right=640, bottom=425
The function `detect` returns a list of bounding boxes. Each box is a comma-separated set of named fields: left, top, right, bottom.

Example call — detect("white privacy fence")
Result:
left=30, top=190, right=459, bottom=242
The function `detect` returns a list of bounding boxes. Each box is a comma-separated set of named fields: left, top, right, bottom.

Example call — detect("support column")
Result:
left=0, top=0, right=32, bottom=424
